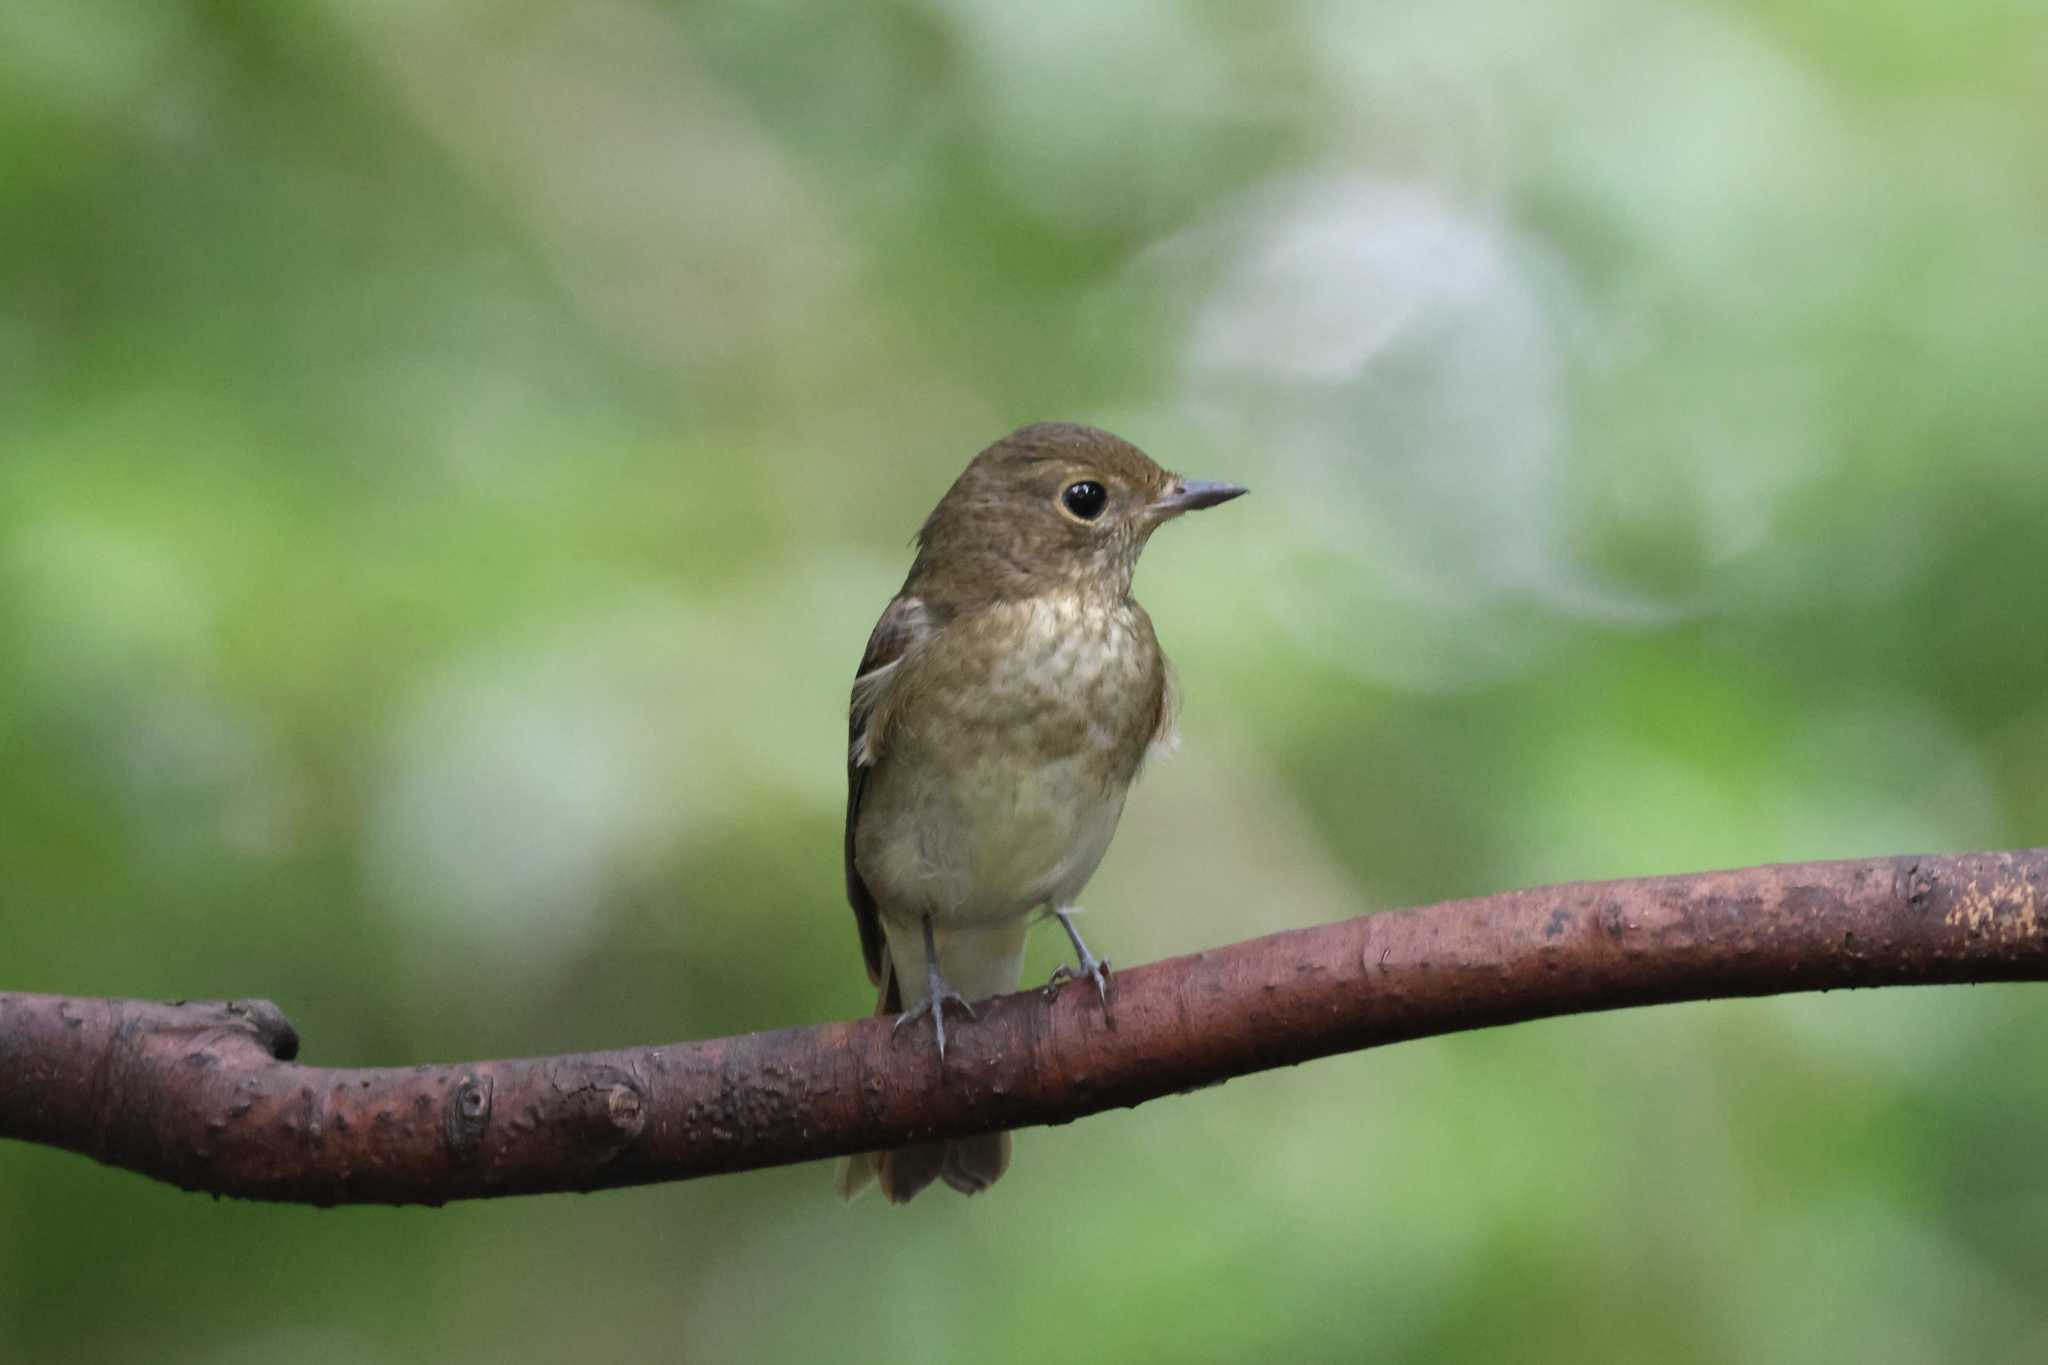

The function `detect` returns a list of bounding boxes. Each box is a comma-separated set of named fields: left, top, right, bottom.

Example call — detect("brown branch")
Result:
left=3, top=849, right=2045, bottom=1205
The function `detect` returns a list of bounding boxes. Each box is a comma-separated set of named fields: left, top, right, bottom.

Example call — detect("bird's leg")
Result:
left=1045, top=906, right=1113, bottom=1016
left=893, top=914, right=977, bottom=1059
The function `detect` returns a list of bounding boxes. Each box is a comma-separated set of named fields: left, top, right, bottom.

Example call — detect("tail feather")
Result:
left=939, top=1131, right=1010, bottom=1195
left=835, top=1150, right=881, bottom=1201
left=881, top=1142, right=949, bottom=1202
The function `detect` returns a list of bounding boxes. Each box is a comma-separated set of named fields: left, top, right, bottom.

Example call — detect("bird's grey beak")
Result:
left=1152, top=479, right=1249, bottom=518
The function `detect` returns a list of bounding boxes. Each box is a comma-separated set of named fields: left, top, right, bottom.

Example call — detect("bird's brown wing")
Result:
left=845, top=594, right=930, bottom=993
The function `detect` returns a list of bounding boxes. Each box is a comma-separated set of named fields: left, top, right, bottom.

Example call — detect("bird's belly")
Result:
left=856, top=748, right=1128, bottom=929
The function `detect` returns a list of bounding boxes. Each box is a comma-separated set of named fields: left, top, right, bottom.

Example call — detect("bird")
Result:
left=834, top=421, right=1246, bottom=1203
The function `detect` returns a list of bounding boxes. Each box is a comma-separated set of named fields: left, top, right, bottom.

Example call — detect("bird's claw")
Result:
left=1044, top=957, right=1113, bottom=1013
left=895, top=988, right=978, bottom=1059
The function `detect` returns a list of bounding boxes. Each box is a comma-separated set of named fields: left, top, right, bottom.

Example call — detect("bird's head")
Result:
left=910, top=422, right=1246, bottom=603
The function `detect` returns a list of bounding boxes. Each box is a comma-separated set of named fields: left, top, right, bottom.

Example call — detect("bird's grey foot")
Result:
left=1046, top=908, right=1114, bottom=1015
left=1045, top=958, right=1113, bottom=1005
left=893, top=988, right=978, bottom=1058
left=895, top=914, right=978, bottom=1059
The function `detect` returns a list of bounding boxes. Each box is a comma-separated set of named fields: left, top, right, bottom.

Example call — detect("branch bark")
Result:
left=4, top=849, right=2044, bottom=1205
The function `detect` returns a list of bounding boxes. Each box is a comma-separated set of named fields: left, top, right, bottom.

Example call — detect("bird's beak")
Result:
left=1151, top=479, right=1249, bottom=520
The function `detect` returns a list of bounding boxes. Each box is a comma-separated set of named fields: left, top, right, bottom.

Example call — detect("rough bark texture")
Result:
left=3, top=849, right=2045, bottom=1205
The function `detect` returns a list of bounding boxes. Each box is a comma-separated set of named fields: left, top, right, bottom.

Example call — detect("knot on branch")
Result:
left=113, top=997, right=301, bottom=1069
left=444, top=1073, right=493, bottom=1160
left=607, top=1081, right=646, bottom=1137
left=224, top=999, right=300, bottom=1061
left=549, top=1061, right=651, bottom=1154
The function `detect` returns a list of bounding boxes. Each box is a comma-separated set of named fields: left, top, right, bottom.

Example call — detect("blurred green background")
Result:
left=5, top=1, right=2047, bottom=1360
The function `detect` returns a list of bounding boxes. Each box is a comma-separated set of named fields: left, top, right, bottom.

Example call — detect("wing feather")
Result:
left=844, top=594, right=930, bottom=988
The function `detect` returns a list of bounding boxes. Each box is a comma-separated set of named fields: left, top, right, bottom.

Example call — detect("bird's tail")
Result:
left=834, top=1132, right=1011, bottom=1203
left=835, top=950, right=1015, bottom=1204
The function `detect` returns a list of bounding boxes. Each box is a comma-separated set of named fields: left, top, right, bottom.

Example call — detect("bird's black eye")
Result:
left=1061, top=481, right=1108, bottom=520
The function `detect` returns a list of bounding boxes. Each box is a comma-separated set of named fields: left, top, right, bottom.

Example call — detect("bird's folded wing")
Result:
left=844, top=594, right=932, bottom=987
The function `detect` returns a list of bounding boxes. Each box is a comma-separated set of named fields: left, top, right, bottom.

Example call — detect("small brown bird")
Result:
left=835, top=422, right=1246, bottom=1203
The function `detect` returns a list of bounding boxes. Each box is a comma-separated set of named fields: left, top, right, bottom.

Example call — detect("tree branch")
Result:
left=4, top=849, right=2044, bottom=1205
